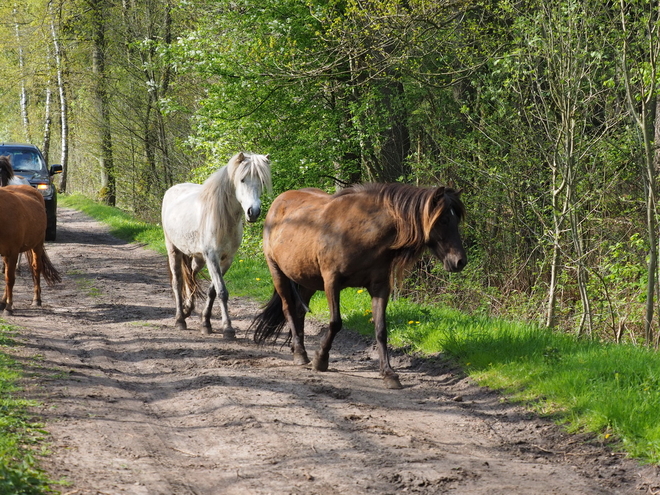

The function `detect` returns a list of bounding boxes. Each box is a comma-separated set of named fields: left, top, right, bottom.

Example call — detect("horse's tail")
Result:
left=250, top=289, right=288, bottom=344
left=180, top=254, right=203, bottom=302
left=26, top=249, right=61, bottom=285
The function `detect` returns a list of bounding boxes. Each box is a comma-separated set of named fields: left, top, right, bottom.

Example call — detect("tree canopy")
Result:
left=3, top=0, right=660, bottom=343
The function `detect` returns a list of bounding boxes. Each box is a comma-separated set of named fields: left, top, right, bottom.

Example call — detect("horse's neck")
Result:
left=201, top=177, right=243, bottom=243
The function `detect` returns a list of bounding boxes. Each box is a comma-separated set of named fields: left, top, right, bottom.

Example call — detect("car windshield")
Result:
left=2, top=151, right=44, bottom=172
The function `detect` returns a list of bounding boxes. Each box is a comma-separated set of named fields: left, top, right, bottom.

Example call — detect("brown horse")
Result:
left=0, top=156, right=14, bottom=186
left=0, top=184, right=61, bottom=315
left=251, top=183, right=467, bottom=389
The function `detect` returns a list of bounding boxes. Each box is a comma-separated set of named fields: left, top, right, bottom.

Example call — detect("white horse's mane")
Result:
left=199, top=152, right=272, bottom=237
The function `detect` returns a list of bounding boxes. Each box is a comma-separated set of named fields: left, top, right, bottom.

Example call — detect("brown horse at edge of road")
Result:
left=0, top=184, right=61, bottom=315
left=250, top=183, right=467, bottom=389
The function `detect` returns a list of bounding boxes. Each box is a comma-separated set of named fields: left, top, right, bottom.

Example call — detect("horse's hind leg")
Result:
left=201, top=284, right=216, bottom=336
left=269, top=262, right=311, bottom=365
left=182, top=255, right=202, bottom=318
left=290, top=285, right=314, bottom=365
left=166, top=242, right=187, bottom=330
left=1, top=254, right=18, bottom=316
left=26, top=249, right=42, bottom=307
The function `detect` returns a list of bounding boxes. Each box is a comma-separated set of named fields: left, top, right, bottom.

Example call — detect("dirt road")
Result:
left=5, top=207, right=659, bottom=494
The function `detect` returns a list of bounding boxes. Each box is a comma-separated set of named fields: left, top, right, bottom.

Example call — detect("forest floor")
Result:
left=4, top=207, right=660, bottom=494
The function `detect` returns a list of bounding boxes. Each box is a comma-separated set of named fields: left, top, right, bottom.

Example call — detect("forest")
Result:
left=1, top=0, right=660, bottom=344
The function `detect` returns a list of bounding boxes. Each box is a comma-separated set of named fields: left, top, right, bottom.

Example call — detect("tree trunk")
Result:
left=643, top=102, right=657, bottom=345
left=50, top=11, right=69, bottom=192
left=91, top=0, right=116, bottom=206
left=618, top=0, right=658, bottom=344
left=42, top=86, right=52, bottom=163
left=14, top=6, right=31, bottom=142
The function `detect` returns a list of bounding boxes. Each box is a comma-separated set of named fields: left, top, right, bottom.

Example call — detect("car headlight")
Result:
left=36, top=183, right=53, bottom=197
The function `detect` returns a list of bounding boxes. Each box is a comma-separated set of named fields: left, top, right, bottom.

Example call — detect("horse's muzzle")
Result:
left=444, top=253, right=467, bottom=273
left=246, top=206, right=261, bottom=223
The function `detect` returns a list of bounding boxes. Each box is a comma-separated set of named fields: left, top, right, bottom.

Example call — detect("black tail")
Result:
left=250, top=289, right=288, bottom=344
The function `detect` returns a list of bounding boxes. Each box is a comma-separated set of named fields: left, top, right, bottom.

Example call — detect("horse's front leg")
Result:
left=312, top=281, right=342, bottom=372
left=370, top=288, right=402, bottom=389
left=202, top=251, right=234, bottom=339
left=1, top=254, right=18, bottom=316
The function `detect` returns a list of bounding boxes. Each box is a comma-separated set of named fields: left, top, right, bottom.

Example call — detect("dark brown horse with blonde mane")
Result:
left=251, top=183, right=467, bottom=389
left=0, top=183, right=61, bottom=315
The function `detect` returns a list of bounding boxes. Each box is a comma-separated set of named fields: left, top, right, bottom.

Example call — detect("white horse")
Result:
left=161, top=152, right=272, bottom=338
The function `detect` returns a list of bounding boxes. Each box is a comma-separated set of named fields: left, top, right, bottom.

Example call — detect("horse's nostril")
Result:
left=247, top=206, right=260, bottom=221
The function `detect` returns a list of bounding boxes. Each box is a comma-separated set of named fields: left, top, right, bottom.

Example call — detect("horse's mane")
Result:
left=336, top=182, right=465, bottom=272
left=199, top=152, right=272, bottom=237
left=0, top=156, right=14, bottom=187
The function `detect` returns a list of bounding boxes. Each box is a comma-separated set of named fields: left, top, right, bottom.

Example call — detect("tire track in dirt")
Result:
left=4, top=207, right=659, bottom=494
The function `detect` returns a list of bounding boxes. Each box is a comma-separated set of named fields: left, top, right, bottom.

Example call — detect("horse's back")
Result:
left=1, top=185, right=46, bottom=216
left=264, top=187, right=395, bottom=288
left=162, top=182, right=202, bottom=211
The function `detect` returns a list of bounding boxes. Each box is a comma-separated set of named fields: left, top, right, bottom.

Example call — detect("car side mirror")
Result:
left=50, top=164, right=63, bottom=175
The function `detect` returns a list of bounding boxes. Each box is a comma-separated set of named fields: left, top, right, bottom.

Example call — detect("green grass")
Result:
left=0, top=324, right=53, bottom=494
left=56, top=195, right=660, bottom=464
left=60, top=195, right=166, bottom=255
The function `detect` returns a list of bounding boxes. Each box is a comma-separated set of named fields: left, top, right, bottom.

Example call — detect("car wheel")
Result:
left=45, top=223, right=56, bottom=242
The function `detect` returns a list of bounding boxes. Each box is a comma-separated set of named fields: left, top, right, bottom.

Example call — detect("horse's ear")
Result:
left=236, top=152, right=245, bottom=162
left=265, top=154, right=270, bottom=160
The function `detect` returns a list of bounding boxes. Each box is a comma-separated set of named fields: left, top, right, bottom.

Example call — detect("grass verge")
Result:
left=0, top=324, right=53, bottom=494
left=59, top=195, right=660, bottom=464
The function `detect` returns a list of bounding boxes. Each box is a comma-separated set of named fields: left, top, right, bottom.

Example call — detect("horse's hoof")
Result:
left=222, top=328, right=235, bottom=340
left=3, top=309, right=13, bottom=317
left=201, top=325, right=212, bottom=336
left=383, top=375, right=402, bottom=390
left=312, top=353, right=329, bottom=372
left=31, top=300, right=42, bottom=307
left=175, top=320, right=187, bottom=331
left=293, top=352, right=310, bottom=365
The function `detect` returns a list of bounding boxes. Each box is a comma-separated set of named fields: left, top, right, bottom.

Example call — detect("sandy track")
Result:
left=4, top=207, right=659, bottom=494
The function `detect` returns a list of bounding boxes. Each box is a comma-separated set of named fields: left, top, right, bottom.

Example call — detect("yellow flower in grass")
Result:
left=256, top=278, right=261, bottom=281
left=357, top=289, right=364, bottom=294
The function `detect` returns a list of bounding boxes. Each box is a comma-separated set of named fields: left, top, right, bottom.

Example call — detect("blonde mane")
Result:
left=199, top=152, right=272, bottom=237
left=335, top=182, right=464, bottom=276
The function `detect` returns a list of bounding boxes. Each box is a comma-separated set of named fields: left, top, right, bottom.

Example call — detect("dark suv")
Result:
left=0, top=143, right=62, bottom=241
